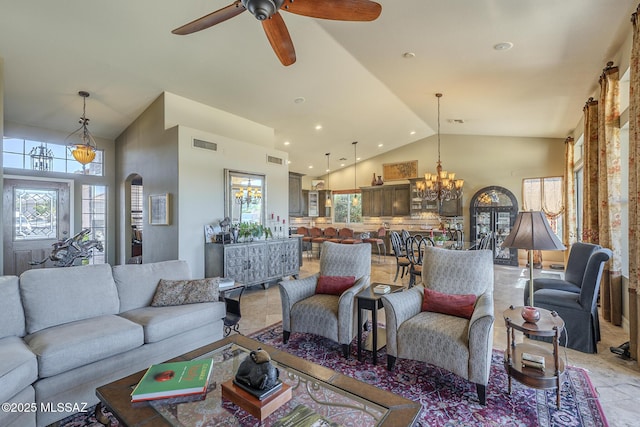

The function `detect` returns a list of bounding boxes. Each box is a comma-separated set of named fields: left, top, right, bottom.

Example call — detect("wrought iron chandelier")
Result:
left=66, top=91, right=98, bottom=165
left=235, top=179, right=262, bottom=205
left=417, top=93, right=464, bottom=203
left=29, top=143, right=54, bottom=171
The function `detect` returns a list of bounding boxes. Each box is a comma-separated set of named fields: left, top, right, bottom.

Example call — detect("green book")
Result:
left=131, top=359, right=213, bottom=402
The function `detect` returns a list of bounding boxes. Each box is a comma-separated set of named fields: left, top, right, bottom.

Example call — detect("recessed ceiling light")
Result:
left=308, top=165, right=313, bottom=169
left=283, top=141, right=290, bottom=145
left=315, top=125, right=323, bottom=130
left=402, top=52, right=416, bottom=59
left=294, top=97, right=305, bottom=104
left=378, top=143, right=384, bottom=147
left=356, top=157, right=361, bottom=161
left=410, top=130, right=416, bottom=135
left=494, top=42, right=513, bottom=51
left=325, top=168, right=330, bottom=172
left=340, top=163, right=345, bottom=167
left=287, top=160, right=291, bottom=164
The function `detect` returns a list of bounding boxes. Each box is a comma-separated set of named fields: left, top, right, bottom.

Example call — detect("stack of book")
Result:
left=373, top=284, right=391, bottom=294
left=131, top=359, right=213, bottom=402
left=521, top=352, right=545, bottom=370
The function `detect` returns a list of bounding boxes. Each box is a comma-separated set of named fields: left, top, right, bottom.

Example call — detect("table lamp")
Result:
left=501, top=211, right=566, bottom=322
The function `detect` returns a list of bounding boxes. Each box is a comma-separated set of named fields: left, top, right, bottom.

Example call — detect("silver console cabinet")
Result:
left=205, top=237, right=301, bottom=288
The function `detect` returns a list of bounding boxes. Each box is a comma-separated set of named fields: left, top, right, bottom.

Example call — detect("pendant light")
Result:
left=66, top=91, right=98, bottom=165
left=352, top=141, right=358, bottom=206
left=325, top=153, right=332, bottom=208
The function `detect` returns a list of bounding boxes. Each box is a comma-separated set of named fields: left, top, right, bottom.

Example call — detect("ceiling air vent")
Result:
left=267, top=155, right=284, bottom=166
left=192, top=139, right=217, bottom=151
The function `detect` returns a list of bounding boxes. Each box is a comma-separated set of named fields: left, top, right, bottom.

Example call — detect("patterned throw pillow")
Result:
left=421, top=287, right=477, bottom=319
left=151, top=278, right=220, bottom=307
left=315, top=275, right=356, bottom=296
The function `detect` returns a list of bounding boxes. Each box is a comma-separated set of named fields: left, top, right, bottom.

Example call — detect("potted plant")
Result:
left=433, top=235, right=447, bottom=246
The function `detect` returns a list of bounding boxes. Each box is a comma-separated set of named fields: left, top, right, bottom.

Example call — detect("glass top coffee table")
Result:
left=96, top=335, right=420, bottom=426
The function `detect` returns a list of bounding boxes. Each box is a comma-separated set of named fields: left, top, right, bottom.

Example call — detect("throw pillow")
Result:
left=315, top=275, right=356, bottom=296
left=421, top=287, right=477, bottom=319
left=151, top=278, right=220, bottom=307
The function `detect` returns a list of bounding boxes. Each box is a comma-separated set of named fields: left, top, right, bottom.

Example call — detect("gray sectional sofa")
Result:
left=0, top=260, right=225, bottom=427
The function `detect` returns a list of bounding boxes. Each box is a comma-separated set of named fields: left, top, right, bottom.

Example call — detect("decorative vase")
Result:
left=371, top=173, right=377, bottom=186
left=521, top=306, right=540, bottom=323
left=376, top=175, right=383, bottom=185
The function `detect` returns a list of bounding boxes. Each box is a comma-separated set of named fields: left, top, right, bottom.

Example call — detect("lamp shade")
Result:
left=501, top=211, right=566, bottom=251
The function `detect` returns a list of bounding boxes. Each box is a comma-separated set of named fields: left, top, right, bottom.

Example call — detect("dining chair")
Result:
left=390, top=231, right=410, bottom=282
left=406, top=235, right=434, bottom=287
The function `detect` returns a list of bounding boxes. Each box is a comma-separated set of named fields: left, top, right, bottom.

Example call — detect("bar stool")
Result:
left=362, top=227, right=387, bottom=263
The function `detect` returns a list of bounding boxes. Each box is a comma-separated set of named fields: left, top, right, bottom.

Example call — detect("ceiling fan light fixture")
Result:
left=242, top=0, right=283, bottom=20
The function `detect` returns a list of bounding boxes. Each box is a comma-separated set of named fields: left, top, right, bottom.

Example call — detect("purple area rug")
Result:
left=58, top=322, right=608, bottom=427
left=253, top=322, right=608, bottom=427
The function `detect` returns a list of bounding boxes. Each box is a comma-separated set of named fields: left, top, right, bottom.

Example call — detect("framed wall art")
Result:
left=149, top=193, right=170, bottom=225
left=383, top=160, right=418, bottom=181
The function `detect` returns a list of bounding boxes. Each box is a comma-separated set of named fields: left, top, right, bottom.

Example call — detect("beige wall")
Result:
left=116, top=92, right=288, bottom=277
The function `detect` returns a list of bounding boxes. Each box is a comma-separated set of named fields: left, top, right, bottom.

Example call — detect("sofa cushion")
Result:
left=24, top=314, right=143, bottom=378
left=421, top=287, right=477, bottom=319
left=19, top=264, right=119, bottom=334
left=315, top=275, right=356, bottom=296
left=119, top=302, right=225, bottom=343
left=0, top=336, right=38, bottom=404
left=151, top=278, right=219, bottom=307
left=113, top=260, right=192, bottom=312
left=0, top=276, right=26, bottom=338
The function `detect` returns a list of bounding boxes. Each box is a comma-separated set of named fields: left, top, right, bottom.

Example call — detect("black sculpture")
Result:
left=235, top=348, right=279, bottom=391
left=30, top=229, right=104, bottom=267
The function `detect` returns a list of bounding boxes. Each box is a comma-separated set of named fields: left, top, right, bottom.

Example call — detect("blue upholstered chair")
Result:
left=532, top=247, right=612, bottom=353
left=279, top=242, right=371, bottom=358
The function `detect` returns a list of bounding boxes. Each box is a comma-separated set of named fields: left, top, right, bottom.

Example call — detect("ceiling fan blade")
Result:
left=262, top=13, right=296, bottom=66
left=282, top=0, right=382, bottom=21
left=172, top=1, right=246, bottom=35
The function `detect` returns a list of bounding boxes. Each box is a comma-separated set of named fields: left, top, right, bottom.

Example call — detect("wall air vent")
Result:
left=267, top=155, right=284, bottom=166
left=192, top=139, right=218, bottom=151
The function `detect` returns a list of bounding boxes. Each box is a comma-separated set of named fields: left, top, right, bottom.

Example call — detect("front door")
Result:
left=3, top=179, right=71, bottom=275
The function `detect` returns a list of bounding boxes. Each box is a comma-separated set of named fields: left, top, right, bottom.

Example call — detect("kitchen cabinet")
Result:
left=289, top=172, right=304, bottom=217
left=361, top=185, right=409, bottom=217
left=205, top=238, right=300, bottom=287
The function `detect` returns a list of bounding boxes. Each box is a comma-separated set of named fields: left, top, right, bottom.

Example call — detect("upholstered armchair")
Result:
left=381, top=247, right=494, bottom=405
left=532, top=247, right=612, bottom=353
left=279, top=242, right=371, bottom=358
left=524, top=242, right=601, bottom=306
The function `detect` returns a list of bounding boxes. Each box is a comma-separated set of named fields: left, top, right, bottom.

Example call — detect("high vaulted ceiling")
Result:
left=0, top=0, right=635, bottom=174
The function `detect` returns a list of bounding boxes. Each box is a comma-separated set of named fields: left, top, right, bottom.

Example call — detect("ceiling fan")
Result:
left=172, top=0, right=382, bottom=66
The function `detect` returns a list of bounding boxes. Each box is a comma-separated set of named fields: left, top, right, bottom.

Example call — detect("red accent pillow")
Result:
left=421, top=287, right=477, bottom=319
left=315, top=276, right=356, bottom=296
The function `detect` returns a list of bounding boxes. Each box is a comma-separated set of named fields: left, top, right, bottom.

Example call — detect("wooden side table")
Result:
left=356, top=283, right=405, bottom=365
left=503, top=305, right=565, bottom=408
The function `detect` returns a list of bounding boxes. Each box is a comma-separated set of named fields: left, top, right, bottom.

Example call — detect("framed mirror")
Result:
left=225, top=169, right=265, bottom=225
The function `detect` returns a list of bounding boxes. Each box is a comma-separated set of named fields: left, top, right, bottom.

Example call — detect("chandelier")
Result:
left=417, top=93, right=464, bottom=203
left=29, top=144, right=54, bottom=171
left=235, top=179, right=262, bottom=206
left=325, top=152, right=332, bottom=208
left=66, top=91, right=98, bottom=165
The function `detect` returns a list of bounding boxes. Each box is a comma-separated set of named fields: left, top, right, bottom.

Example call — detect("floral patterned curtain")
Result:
left=563, top=137, right=576, bottom=260
left=629, top=5, right=640, bottom=363
left=582, top=97, right=599, bottom=244
left=598, top=62, right=622, bottom=326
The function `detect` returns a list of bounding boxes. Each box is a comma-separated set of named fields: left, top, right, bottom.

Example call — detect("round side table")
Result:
left=503, top=305, right=565, bottom=409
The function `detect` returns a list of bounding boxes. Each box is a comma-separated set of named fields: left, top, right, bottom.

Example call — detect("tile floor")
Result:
left=237, top=255, right=640, bottom=426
